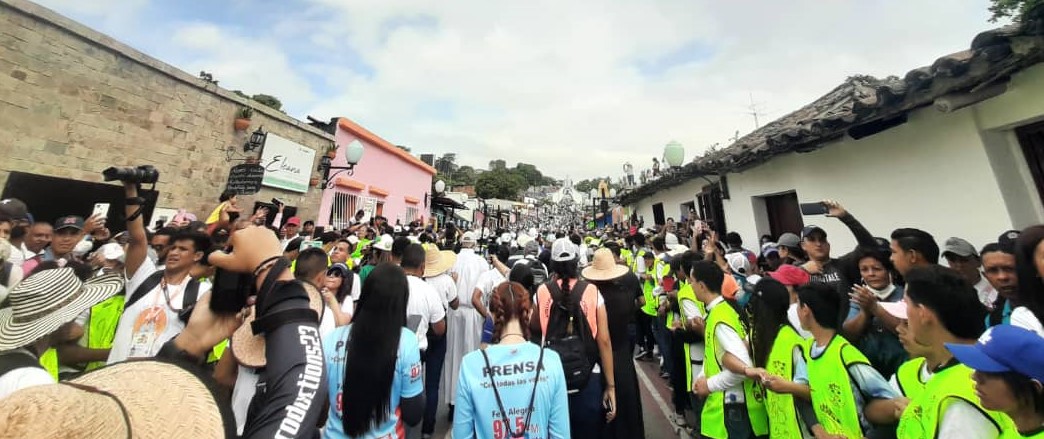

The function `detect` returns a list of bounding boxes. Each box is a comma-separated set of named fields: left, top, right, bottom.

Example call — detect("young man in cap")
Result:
left=799, top=200, right=877, bottom=325
left=21, top=215, right=104, bottom=276
left=106, top=182, right=213, bottom=363
left=893, top=265, right=1012, bottom=438
left=942, top=237, right=994, bottom=309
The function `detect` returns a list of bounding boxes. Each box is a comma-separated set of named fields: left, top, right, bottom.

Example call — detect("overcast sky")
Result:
left=36, top=0, right=1002, bottom=181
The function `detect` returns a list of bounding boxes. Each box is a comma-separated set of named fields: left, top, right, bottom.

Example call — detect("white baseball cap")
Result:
left=551, top=238, right=578, bottom=262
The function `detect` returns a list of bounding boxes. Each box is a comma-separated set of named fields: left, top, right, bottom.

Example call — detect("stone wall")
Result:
left=0, top=0, right=334, bottom=222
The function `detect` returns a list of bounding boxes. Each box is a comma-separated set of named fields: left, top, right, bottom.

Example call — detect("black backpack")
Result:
left=543, top=279, right=599, bottom=392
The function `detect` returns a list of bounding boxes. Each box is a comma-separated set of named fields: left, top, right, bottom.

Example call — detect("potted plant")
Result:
left=325, top=143, right=338, bottom=159
left=234, top=107, right=253, bottom=131
left=310, top=176, right=321, bottom=187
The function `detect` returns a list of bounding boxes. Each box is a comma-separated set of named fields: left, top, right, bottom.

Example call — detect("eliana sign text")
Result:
left=260, top=133, right=316, bottom=193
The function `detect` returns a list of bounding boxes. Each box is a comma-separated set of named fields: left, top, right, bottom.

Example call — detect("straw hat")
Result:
left=231, top=282, right=324, bottom=368
left=582, top=248, right=629, bottom=281
left=0, top=360, right=231, bottom=438
left=423, top=246, right=457, bottom=278
left=0, top=268, right=123, bottom=350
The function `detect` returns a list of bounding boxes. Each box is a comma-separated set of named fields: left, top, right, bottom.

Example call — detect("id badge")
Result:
left=128, top=307, right=167, bottom=358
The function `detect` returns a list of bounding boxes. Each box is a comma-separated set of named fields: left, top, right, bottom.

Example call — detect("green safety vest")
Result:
left=665, top=278, right=682, bottom=328
left=897, top=362, right=1013, bottom=439
left=701, top=300, right=769, bottom=439
left=207, top=339, right=228, bottom=363
left=639, top=257, right=660, bottom=316
left=621, top=249, right=634, bottom=269
left=895, top=357, right=927, bottom=400
left=630, top=249, right=645, bottom=273
left=806, top=335, right=868, bottom=439
left=676, top=284, right=705, bottom=390
left=39, top=348, right=58, bottom=380
left=764, top=324, right=806, bottom=439
left=352, top=239, right=371, bottom=260
left=85, top=295, right=126, bottom=371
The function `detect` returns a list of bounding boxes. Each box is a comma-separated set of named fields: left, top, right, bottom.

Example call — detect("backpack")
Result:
left=125, top=270, right=201, bottom=322
left=523, top=257, right=549, bottom=287
left=542, top=280, right=599, bottom=392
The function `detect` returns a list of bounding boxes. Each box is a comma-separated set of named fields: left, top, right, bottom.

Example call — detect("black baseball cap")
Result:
left=0, top=199, right=29, bottom=221
left=54, top=215, right=85, bottom=231
left=801, top=225, right=827, bottom=240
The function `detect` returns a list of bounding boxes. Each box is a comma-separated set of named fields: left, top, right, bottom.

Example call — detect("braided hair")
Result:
left=489, top=282, right=533, bottom=343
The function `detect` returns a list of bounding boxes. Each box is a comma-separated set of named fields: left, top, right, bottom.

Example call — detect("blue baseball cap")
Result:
left=946, top=325, right=1044, bottom=382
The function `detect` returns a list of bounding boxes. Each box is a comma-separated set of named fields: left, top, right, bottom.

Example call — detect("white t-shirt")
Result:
left=406, top=275, right=445, bottom=351
left=974, top=276, right=997, bottom=309
left=1011, top=306, right=1044, bottom=336
left=474, top=269, right=506, bottom=310
left=698, top=297, right=753, bottom=403
left=107, top=260, right=212, bottom=364
left=232, top=365, right=260, bottom=435
left=425, top=273, right=458, bottom=311
left=347, top=273, right=362, bottom=302
left=0, top=349, right=53, bottom=400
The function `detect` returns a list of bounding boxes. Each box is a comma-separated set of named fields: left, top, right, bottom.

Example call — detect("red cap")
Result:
left=768, top=264, right=811, bottom=287
left=286, top=217, right=301, bottom=226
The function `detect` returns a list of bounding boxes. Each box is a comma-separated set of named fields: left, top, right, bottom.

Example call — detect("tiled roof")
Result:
left=620, top=9, right=1044, bottom=205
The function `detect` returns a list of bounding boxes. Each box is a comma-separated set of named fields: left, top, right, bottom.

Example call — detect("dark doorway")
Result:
left=697, top=185, right=727, bottom=236
left=1017, top=121, right=1044, bottom=205
left=680, top=201, right=696, bottom=220
left=1, top=172, right=158, bottom=234
left=764, top=191, right=804, bottom=238
left=652, top=202, right=665, bottom=226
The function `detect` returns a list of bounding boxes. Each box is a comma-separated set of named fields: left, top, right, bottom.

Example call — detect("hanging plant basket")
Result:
left=309, top=177, right=321, bottom=187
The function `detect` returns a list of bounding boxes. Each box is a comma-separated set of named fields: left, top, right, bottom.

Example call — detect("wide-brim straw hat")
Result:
left=424, top=246, right=457, bottom=278
left=0, top=268, right=123, bottom=350
left=0, top=360, right=233, bottom=438
left=231, top=282, right=324, bottom=368
left=582, top=248, right=629, bottom=281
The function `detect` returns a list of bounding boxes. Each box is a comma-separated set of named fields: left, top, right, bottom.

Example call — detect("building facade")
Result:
left=623, top=17, right=1044, bottom=252
left=315, top=118, right=436, bottom=230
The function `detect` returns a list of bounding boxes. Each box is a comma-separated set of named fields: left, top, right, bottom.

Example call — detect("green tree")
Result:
left=252, top=94, right=283, bottom=111
left=989, top=0, right=1044, bottom=21
left=434, top=154, right=457, bottom=175
left=489, top=159, right=507, bottom=171
left=451, top=165, right=477, bottom=185
left=476, top=168, right=526, bottom=200
left=513, top=162, right=546, bottom=187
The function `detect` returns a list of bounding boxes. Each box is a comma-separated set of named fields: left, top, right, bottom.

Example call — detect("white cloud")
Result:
left=35, top=0, right=1003, bottom=181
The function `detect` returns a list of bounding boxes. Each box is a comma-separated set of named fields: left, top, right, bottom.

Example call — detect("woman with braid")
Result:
left=453, top=282, right=570, bottom=438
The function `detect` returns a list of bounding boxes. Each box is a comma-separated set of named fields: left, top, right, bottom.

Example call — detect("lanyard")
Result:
left=144, top=276, right=184, bottom=323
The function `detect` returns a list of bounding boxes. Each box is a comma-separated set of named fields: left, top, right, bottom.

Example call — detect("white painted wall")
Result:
left=627, top=63, right=1044, bottom=255
left=628, top=178, right=705, bottom=226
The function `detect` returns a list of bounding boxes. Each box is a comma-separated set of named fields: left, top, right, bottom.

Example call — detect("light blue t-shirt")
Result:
left=322, top=326, right=423, bottom=439
left=452, top=342, right=571, bottom=439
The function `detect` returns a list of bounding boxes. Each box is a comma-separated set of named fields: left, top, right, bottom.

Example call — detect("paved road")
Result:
left=426, top=357, right=690, bottom=438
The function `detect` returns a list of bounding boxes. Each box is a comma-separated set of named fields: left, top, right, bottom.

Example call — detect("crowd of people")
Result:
left=0, top=182, right=1042, bottom=439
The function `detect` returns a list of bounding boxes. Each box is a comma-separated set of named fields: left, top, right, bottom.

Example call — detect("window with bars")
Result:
left=405, top=206, right=419, bottom=223
left=329, top=192, right=359, bottom=231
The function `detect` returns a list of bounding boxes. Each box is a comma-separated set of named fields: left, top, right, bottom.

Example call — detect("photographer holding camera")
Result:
left=104, top=166, right=214, bottom=364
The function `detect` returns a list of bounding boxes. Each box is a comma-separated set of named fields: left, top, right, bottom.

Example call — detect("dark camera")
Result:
left=271, top=198, right=283, bottom=207
left=102, top=165, right=160, bottom=184
left=210, top=266, right=254, bottom=314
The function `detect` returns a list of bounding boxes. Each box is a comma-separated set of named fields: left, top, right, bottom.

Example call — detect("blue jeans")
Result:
left=422, top=332, right=447, bottom=435
left=651, top=315, right=673, bottom=375
left=569, top=372, right=605, bottom=438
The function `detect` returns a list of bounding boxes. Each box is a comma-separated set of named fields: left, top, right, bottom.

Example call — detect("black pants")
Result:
left=634, top=311, right=655, bottom=354
left=670, top=335, right=689, bottom=413
left=422, top=332, right=447, bottom=435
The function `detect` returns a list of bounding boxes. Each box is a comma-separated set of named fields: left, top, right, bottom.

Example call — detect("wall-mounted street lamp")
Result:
left=243, top=127, right=267, bottom=153
left=318, top=140, right=365, bottom=189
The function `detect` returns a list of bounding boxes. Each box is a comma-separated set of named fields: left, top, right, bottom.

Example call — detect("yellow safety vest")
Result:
left=675, top=284, right=705, bottom=390
left=895, top=357, right=927, bottom=400
left=701, top=300, right=769, bottom=439
left=207, top=339, right=228, bottom=363
left=85, top=295, right=126, bottom=371
left=1002, top=427, right=1044, bottom=438
left=897, top=362, right=1013, bottom=439
left=806, top=335, right=868, bottom=439
left=39, top=348, right=58, bottom=380
left=764, top=325, right=806, bottom=439
left=621, top=249, right=634, bottom=269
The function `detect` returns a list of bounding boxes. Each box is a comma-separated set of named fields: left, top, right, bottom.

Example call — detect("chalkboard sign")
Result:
left=226, top=164, right=265, bottom=195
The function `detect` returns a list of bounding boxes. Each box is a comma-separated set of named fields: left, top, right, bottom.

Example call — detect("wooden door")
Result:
left=1017, top=121, right=1044, bottom=205
left=765, top=192, right=803, bottom=238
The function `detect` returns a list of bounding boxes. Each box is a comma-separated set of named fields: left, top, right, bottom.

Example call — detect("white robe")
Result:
left=440, top=247, right=489, bottom=405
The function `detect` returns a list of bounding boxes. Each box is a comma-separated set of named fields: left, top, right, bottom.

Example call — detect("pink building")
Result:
left=315, top=117, right=435, bottom=230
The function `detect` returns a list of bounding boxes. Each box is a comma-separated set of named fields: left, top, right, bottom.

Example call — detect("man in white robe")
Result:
left=439, top=231, right=489, bottom=419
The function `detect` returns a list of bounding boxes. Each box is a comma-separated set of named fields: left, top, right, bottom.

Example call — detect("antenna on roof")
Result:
left=730, top=130, right=740, bottom=143
left=746, top=92, right=766, bottom=129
